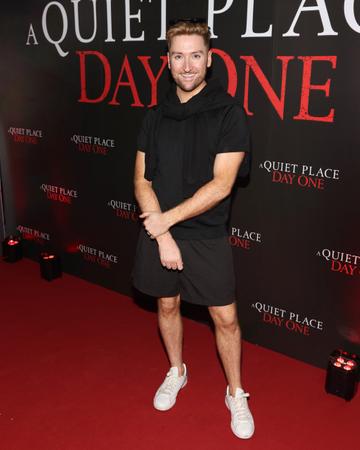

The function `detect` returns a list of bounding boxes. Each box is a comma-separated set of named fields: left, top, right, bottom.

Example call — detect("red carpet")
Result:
left=0, top=258, right=358, bottom=450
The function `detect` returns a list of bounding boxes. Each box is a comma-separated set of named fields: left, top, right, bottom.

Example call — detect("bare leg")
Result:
left=208, top=302, right=242, bottom=395
left=158, top=295, right=184, bottom=375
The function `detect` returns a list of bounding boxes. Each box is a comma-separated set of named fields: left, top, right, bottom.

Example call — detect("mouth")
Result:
left=181, top=74, right=196, bottom=80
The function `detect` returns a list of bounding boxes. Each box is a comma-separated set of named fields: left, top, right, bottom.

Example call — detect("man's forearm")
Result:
left=162, top=152, right=245, bottom=228
left=163, top=178, right=230, bottom=228
left=135, top=180, right=161, bottom=214
left=135, top=180, right=173, bottom=243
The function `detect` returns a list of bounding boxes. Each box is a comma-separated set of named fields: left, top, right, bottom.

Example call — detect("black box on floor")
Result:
left=39, top=253, right=62, bottom=281
left=2, top=237, right=23, bottom=263
left=325, top=349, right=359, bottom=401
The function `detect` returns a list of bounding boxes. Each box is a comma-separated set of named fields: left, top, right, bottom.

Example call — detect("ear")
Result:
left=207, top=49, right=212, bottom=68
left=167, top=52, right=171, bottom=69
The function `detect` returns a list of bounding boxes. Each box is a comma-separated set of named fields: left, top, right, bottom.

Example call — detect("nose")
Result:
left=183, top=56, right=191, bottom=72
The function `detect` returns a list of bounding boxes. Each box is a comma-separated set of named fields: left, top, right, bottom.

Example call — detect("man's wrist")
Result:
left=156, top=231, right=172, bottom=244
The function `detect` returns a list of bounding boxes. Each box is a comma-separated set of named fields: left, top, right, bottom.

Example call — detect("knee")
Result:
left=209, top=306, right=239, bottom=333
left=158, top=296, right=180, bottom=318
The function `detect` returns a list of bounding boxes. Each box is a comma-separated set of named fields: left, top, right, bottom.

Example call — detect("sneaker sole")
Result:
left=153, top=377, right=188, bottom=411
left=225, top=397, right=255, bottom=439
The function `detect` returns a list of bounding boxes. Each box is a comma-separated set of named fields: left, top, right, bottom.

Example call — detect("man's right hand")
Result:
left=156, top=232, right=183, bottom=271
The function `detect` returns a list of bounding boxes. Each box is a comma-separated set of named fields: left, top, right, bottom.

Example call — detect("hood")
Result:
left=161, top=78, right=238, bottom=121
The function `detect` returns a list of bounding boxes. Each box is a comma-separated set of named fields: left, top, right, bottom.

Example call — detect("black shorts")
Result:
left=132, top=229, right=236, bottom=306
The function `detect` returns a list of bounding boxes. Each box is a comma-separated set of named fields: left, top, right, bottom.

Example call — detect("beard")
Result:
left=173, top=72, right=207, bottom=93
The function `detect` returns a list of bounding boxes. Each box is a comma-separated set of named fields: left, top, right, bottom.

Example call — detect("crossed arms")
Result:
left=134, top=150, right=245, bottom=270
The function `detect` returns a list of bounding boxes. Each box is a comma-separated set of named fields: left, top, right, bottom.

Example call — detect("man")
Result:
left=132, top=19, right=254, bottom=439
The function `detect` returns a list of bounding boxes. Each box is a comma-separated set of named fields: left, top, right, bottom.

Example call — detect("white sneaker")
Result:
left=225, top=386, right=255, bottom=439
left=153, top=364, right=187, bottom=411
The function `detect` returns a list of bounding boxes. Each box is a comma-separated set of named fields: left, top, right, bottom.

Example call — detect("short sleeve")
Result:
left=216, top=104, right=250, bottom=154
left=137, top=109, right=155, bottom=153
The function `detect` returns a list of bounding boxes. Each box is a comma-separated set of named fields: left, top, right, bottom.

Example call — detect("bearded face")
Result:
left=168, top=34, right=212, bottom=102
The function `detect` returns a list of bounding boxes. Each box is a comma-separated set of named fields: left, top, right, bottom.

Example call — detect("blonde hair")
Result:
left=166, top=20, right=211, bottom=50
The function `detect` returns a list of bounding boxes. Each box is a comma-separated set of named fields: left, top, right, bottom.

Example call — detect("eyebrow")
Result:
left=170, top=50, right=205, bottom=55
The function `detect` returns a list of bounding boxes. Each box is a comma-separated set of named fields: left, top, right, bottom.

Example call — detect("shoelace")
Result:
left=232, top=393, right=251, bottom=421
left=159, top=372, right=182, bottom=396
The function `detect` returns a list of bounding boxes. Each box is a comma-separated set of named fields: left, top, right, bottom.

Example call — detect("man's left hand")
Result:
left=140, top=211, right=171, bottom=238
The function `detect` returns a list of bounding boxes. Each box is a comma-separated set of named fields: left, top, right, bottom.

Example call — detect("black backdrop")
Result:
left=1, top=0, right=359, bottom=368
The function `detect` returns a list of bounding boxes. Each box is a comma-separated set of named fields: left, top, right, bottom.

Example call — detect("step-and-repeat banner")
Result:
left=1, top=0, right=359, bottom=367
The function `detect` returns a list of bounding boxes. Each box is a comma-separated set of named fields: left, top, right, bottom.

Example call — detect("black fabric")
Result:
left=137, top=78, right=250, bottom=239
left=132, top=228, right=236, bottom=306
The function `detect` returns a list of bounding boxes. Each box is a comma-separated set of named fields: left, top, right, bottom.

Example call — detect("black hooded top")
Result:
left=137, top=78, right=250, bottom=239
